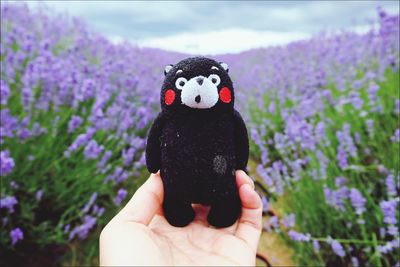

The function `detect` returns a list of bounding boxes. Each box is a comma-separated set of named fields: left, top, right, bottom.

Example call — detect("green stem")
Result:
left=312, top=237, right=386, bottom=245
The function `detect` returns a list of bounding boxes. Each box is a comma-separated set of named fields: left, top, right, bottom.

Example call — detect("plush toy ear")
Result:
left=164, top=64, right=174, bottom=76
left=219, top=62, right=229, bottom=73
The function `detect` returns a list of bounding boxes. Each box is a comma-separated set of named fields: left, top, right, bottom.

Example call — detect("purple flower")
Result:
left=349, top=92, right=363, bottom=110
left=64, top=224, right=71, bottom=233
left=80, top=79, right=96, bottom=100
left=261, top=196, right=269, bottom=213
left=351, top=257, right=359, bottom=266
left=115, top=170, right=129, bottom=184
left=84, top=140, right=104, bottom=160
left=313, top=240, right=320, bottom=252
left=336, top=124, right=357, bottom=169
left=0, top=196, right=18, bottom=213
left=335, top=176, right=346, bottom=187
left=68, top=215, right=97, bottom=240
left=1, top=150, right=15, bottom=176
left=324, top=186, right=349, bottom=211
left=367, top=82, right=379, bottom=105
left=0, top=80, right=10, bottom=105
left=114, top=188, right=128, bottom=205
left=366, top=119, right=374, bottom=136
left=35, top=190, right=44, bottom=201
left=97, top=207, right=105, bottom=217
left=349, top=188, right=366, bottom=215
left=282, top=213, right=295, bottom=228
left=122, top=147, right=135, bottom=166
left=81, top=192, right=98, bottom=214
left=386, top=173, right=397, bottom=197
left=68, top=115, right=83, bottom=133
left=377, top=238, right=400, bottom=254
left=269, top=216, right=279, bottom=229
left=330, top=240, right=345, bottom=257
left=10, top=228, right=24, bottom=245
left=391, top=128, right=400, bottom=143
left=380, top=199, right=398, bottom=225
left=395, top=99, right=400, bottom=114
left=97, top=150, right=112, bottom=170
left=10, top=180, right=19, bottom=189
left=64, top=128, right=97, bottom=157
left=387, top=225, right=398, bottom=237
left=288, top=230, right=311, bottom=242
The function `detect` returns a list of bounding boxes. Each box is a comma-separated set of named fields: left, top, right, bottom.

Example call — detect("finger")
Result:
left=236, top=170, right=255, bottom=189
left=235, top=183, right=263, bottom=252
left=114, top=173, right=164, bottom=225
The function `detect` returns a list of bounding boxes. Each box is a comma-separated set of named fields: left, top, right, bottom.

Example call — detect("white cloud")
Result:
left=130, top=28, right=310, bottom=55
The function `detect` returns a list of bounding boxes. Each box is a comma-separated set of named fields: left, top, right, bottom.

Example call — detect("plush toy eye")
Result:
left=208, top=74, right=220, bottom=86
left=175, top=77, right=187, bottom=90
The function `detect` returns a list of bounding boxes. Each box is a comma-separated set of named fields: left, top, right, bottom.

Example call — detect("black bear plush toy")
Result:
left=146, top=57, right=249, bottom=228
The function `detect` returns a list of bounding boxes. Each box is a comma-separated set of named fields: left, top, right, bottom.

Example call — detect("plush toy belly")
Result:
left=159, top=113, right=240, bottom=227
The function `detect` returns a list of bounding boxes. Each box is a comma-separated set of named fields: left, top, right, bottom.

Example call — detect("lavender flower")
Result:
left=114, top=188, right=128, bottom=205
left=0, top=196, right=18, bottom=213
left=313, top=240, right=320, bottom=252
left=349, top=188, right=366, bottom=215
left=10, top=228, right=24, bottom=245
left=68, top=215, right=97, bottom=240
left=261, top=196, right=269, bottom=213
left=330, top=240, right=345, bottom=257
left=351, top=257, right=359, bottom=266
left=282, top=213, right=295, bottom=228
left=84, top=140, right=104, bottom=160
left=81, top=192, right=98, bottom=214
left=122, top=147, right=135, bottom=166
left=386, top=173, right=397, bottom=197
left=366, top=119, right=374, bottom=136
left=367, top=82, right=380, bottom=108
left=0, top=80, right=10, bottom=105
left=335, top=176, right=346, bottom=187
left=10, top=181, right=19, bottom=189
left=35, top=190, right=44, bottom=201
left=68, top=115, right=83, bottom=133
left=0, top=150, right=15, bottom=176
left=388, top=225, right=398, bottom=237
left=288, top=230, right=311, bottom=242
left=391, top=128, right=400, bottom=143
left=377, top=238, right=400, bottom=254
left=97, top=150, right=112, bottom=170
left=380, top=199, right=398, bottom=225
left=324, top=186, right=349, bottom=211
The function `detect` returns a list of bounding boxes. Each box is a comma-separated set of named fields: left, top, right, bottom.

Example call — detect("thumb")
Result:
left=114, top=172, right=164, bottom=225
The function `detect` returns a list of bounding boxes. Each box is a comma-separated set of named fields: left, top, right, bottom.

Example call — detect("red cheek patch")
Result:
left=164, top=89, right=175, bottom=105
left=219, top=87, right=231, bottom=103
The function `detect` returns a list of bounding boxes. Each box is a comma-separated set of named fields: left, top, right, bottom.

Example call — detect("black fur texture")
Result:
left=146, top=57, right=249, bottom=227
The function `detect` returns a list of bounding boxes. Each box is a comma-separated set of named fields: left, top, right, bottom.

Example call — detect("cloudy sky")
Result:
left=9, top=1, right=400, bottom=54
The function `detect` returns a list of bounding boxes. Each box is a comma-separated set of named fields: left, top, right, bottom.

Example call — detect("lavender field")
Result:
left=1, top=3, right=399, bottom=266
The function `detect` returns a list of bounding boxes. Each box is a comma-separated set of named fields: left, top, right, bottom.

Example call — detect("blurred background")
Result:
left=0, top=1, right=399, bottom=266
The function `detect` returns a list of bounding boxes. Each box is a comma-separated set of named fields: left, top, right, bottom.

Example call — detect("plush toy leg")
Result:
left=207, top=190, right=241, bottom=228
left=163, top=194, right=195, bottom=227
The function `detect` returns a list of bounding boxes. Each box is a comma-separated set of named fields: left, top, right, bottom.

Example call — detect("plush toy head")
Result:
left=161, top=57, right=234, bottom=113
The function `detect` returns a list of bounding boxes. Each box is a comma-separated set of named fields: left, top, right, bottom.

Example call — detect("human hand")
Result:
left=100, top=170, right=262, bottom=266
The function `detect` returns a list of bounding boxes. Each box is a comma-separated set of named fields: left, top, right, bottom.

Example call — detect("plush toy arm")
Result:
left=145, top=112, right=164, bottom=173
left=233, top=110, right=249, bottom=171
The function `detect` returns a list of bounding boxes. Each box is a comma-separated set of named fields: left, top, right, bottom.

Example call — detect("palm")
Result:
left=144, top=211, right=256, bottom=266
